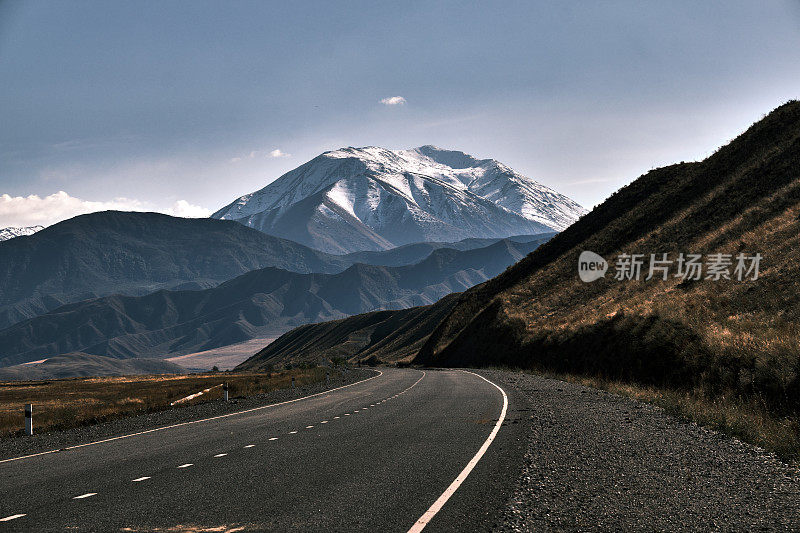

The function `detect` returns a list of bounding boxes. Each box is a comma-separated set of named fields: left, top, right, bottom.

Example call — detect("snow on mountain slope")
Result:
left=212, top=146, right=586, bottom=253
left=0, top=225, right=44, bottom=242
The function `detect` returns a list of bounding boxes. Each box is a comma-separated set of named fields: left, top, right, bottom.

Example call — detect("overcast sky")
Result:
left=1, top=0, right=799, bottom=228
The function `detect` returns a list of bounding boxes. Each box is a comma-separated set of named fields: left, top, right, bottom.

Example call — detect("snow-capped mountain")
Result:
left=0, top=225, right=44, bottom=242
left=212, top=146, right=587, bottom=254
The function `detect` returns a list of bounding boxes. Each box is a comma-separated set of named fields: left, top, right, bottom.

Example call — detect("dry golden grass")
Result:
left=0, top=367, right=336, bottom=437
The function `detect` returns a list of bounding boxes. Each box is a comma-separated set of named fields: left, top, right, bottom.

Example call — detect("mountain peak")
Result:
left=0, top=225, right=44, bottom=242
left=212, top=145, right=586, bottom=253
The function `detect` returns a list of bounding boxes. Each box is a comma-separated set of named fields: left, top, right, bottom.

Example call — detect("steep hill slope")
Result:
left=413, top=101, right=800, bottom=416
left=212, top=146, right=584, bottom=253
left=0, top=238, right=544, bottom=365
left=236, top=295, right=460, bottom=370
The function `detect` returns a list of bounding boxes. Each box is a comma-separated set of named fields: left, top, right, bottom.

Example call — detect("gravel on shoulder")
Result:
left=478, top=369, right=800, bottom=532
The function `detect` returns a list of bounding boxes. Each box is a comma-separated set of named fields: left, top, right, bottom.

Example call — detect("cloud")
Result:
left=380, top=96, right=406, bottom=106
left=0, top=191, right=210, bottom=228
left=165, top=200, right=212, bottom=218
left=230, top=148, right=290, bottom=162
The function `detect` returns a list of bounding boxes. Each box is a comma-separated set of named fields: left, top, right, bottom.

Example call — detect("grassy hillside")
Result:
left=236, top=294, right=460, bottom=370
left=413, top=101, right=800, bottom=458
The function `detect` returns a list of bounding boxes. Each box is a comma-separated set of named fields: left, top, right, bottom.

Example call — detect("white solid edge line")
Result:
left=407, top=370, right=508, bottom=533
left=0, top=514, right=26, bottom=521
left=0, top=370, right=384, bottom=464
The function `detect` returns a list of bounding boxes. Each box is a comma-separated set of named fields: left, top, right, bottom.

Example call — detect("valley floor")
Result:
left=165, top=337, right=276, bottom=370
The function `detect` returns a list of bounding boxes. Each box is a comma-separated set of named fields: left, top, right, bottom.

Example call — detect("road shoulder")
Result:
left=482, top=369, right=800, bottom=532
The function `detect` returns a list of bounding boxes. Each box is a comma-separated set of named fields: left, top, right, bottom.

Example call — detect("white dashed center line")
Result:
left=0, top=369, right=430, bottom=527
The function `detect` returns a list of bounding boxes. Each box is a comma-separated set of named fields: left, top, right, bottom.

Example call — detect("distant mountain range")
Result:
left=0, top=211, right=351, bottom=330
left=0, top=352, right=185, bottom=381
left=0, top=225, right=43, bottom=241
left=0, top=210, right=550, bottom=332
left=0, top=235, right=549, bottom=366
left=213, top=145, right=585, bottom=253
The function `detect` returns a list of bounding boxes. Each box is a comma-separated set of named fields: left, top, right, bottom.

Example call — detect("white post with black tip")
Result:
left=25, top=404, right=33, bottom=436
left=223, top=382, right=229, bottom=402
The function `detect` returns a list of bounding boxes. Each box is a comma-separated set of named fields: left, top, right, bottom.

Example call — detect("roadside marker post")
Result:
left=223, top=383, right=229, bottom=402
left=326, top=372, right=330, bottom=387
left=291, top=377, right=295, bottom=390
left=24, top=404, right=33, bottom=436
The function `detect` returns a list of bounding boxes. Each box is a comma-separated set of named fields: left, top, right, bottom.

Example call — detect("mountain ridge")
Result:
left=212, top=145, right=585, bottom=253
left=0, top=236, right=549, bottom=366
left=0, top=211, right=353, bottom=330
left=0, top=211, right=543, bottom=331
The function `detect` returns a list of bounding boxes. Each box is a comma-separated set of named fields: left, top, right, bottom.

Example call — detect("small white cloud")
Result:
left=268, top=149, right=290, bottom=158
left=165, top=200, right=212, bottom=218
left=229, top=157, right=242, bottom=163
left=0, top=191, right=210, bottom=228
left=380, top=96, right=406, bottom=106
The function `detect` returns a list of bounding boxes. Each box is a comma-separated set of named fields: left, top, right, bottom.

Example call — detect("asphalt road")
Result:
left=0, top=368, right=525, bottom=532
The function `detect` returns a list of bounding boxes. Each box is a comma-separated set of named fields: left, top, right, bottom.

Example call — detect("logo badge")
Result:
left=578, top=251, right=607, bottom=282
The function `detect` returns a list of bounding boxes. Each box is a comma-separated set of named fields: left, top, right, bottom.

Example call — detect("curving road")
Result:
left=0, top=368, right=524, bottom=532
